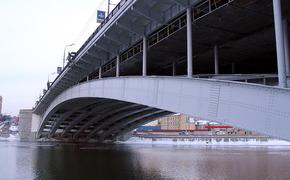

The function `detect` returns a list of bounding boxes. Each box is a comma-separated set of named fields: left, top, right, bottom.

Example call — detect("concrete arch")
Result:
left=37, top=76, right=290, bottom=141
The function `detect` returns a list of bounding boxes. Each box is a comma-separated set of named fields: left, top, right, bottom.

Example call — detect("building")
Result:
left=0, top=96, right=2, bottom=115
left=144, top=120, right=159, bottom=126
left=158, top=114, right=196, bottom=131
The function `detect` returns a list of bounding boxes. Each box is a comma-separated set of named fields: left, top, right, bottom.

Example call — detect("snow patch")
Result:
left=0, top=134, right=20, bottom=141
left=120, top=137, right=290, bottom=146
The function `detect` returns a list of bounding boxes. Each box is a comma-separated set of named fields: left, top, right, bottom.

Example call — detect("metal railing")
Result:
left=36, top=0, right=233, bottom=106
left=35, top=0, right=132, bottom=106
left=86, top=0, right=233, bottom=79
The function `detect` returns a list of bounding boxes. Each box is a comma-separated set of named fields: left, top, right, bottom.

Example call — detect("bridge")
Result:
left=31, top=0, right=290, bottom=142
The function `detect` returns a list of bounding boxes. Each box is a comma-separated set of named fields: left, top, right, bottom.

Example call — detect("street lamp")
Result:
left=47, top=72, right=56, bottom=89
left=62, top=43, right=75, bottom=68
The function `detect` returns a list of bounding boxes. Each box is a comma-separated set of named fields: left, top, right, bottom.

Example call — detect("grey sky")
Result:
left=0, top=0, right=119, bottom=115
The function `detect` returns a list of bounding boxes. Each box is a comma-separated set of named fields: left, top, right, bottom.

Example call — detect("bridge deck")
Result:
left=34, top=0, right=290, bottom=141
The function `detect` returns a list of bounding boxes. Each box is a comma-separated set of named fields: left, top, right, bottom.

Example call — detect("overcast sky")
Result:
left=0, top=0, right=119, bottom=115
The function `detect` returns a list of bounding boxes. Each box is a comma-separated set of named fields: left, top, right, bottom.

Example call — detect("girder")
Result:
left=169, top=0, right=187, bottom=7
left=85, top=106, right=151, bottom=140
left=98, top=109, right=165, bottom=141
left=60, top=101, right=124, bottom=137
left=131, top=6, right=163, bottom=25
left=73, top=103, right=140, bottom=139
left=113, top=111, right=172, bottom=139
left=46, top=103, right=90, bottom=138
left=115, top=21, right=142, bottom=36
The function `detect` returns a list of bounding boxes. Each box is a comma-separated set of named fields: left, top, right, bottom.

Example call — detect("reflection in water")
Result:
left=0, top=142, right=290, bottom=179
left=34, top=144, right=163, bottom=180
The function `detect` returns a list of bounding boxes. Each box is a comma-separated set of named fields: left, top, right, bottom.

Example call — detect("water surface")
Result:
left=1, top=141, right=290, bottom=180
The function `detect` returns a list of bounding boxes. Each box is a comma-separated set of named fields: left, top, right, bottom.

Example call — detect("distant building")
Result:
left=0, top=96, right=2, bottom=115
left=144, top=120, right=159, bottom=126
left=158, top=114, right=196, bottom=131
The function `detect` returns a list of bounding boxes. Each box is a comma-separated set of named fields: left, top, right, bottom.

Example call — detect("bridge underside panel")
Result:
left=38, top=77, right=290, bottom=141
left=38, top=96, right=171, bottom=141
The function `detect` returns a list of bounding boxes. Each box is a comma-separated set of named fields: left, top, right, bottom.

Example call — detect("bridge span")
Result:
left=36, top=77, right=290, bottom=141
left=29, top=0, right=290, bottom=141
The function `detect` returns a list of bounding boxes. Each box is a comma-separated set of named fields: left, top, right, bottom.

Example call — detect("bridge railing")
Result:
left=84, top=0, right=233, bottom=80
left=36, top=0, right=132, bottom=106
left=77, top=0, right=129, bottom=58
left=37, top=0, right=234, bottom=106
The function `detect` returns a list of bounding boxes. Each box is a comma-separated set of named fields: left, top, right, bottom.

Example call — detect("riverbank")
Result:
left=0, top=134, right=20, bottom=141
left=121, top=136, right=290, bottom=146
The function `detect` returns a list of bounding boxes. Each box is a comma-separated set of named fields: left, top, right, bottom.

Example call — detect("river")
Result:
left=1, top=141, right=290, bottom=180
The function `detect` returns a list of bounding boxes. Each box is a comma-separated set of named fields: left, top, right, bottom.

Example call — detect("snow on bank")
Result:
left=120, top=137, right=290, bottom=146
left=0, top=134, right=20, bottom=141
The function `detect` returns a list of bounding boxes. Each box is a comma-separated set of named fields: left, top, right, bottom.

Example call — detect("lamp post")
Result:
left=62, top=43, right=75, bottom=68
left=47, top=72, right=56, bottom=89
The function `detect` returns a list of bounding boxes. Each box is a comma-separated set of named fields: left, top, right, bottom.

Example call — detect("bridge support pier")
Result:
left=214, top=44, right=219, bottom=74
left=273, top=0, right=287, bottom=87
left=283, top=19, right=290, bottom=76
left=19, top=109, right=41, bottom=140
left=172, top=61, right=176, bottom=76
left=142, top=36, right=147, bottom=76
left=116, top=55, right=120, bottom=77
left=99, top=67, right=102, bottom=79
left=187, top=7, right=193, bottom=78
left=231, top=63, right=235, bottom=74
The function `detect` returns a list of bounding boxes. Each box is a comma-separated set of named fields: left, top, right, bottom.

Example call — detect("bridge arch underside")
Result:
left=38, top=97, right=172, bottom=141
left=38, top=77, right=290, bottom=141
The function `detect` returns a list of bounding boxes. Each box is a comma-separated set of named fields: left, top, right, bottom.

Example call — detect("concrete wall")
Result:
left=31, top=113, right=41, bottom=134
left=19, top=109, right=36, bottom=140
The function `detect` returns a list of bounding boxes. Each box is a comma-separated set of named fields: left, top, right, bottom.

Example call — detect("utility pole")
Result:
left=107, top=0, right=116, bottom=16
left=108, top=0, right=110, bottom=16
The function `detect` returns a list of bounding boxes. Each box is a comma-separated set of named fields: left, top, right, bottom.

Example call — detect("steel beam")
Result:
left=273, top=0, right=287, bottom=87
left=99, top=67, right=102, bottom=79
left=103, top=34, right=123, bottom=46
left=283, top=19, right=290, bottom=76
left=115, top=21, right=142, bottom=36
left=214, top=45, right=219, bottom=74
left=47, top=101, right=93, bottom=138
left=142, top=36, right=147, bottom=76
left=169, top=0, right=187, bottom=7
left=85, top=52, right=103, bottom=62
left=231, top=63, right=235, bottom=74
left=172, top=61, right=176, bottom=76
left=114, top=111, right=171, bottom=139
left=131, top=6, right=163, bottom=24
left=116, top=55, right=120, bottom=77
left=98, top=109, right=163, bottom=141
left=94, top=44, right=110, bottom=53
left=60, top=101, right=121, bottom=137
left=85, top=106, right=150, bottom=140
left=187, top=7, right=193, bottom=78
left=73, top=104, right=139, bottom=139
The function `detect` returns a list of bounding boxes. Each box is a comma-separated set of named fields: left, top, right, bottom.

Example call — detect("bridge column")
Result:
left=214, top=44, right=219, bottom=74
left=283, top=19, right=290, bottom=76
left=172, top=61, right=176, bottom=76
left=99, top=67, right=102, bottom=79
left=273, top=0, right=287, bottom=87
left=231, top=63, right=235, bottom=74
left=142, top=36, right=147, bottom=76
left=116, top=55, right=120, bottom=77
left=187, top=7, right=193, bottom=78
